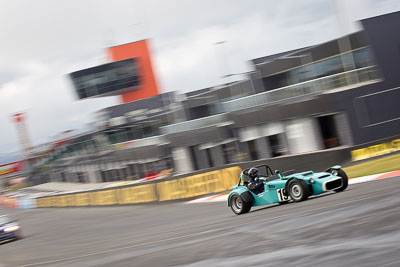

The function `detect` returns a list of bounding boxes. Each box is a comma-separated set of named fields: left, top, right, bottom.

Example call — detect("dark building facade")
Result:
left=29, top=12, right=400, bottom=184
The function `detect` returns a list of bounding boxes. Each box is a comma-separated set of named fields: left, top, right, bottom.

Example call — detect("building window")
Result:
left=137, top=164, right=145, bottom=179
left=267, top=134, right=286, bottom=157
left=222, top=143, right=236, bottom=164
left=353, top=47, right=374, bottom=69
left=262, top=47, right=375, bottom=91
left=61, top=172, right=67, bottom=183
left=317, top=115, right=340, bottom=149
left=247, top=140, right=259, bottom=160
left=128, top=164, right=137, bottom=179
left=188, top=104, right=214, bottom=120
left=77, top=172, right=87, bottom=183
left=205, top=148, right=214, bottom=168
left=189, top=145, right=199, bottom=170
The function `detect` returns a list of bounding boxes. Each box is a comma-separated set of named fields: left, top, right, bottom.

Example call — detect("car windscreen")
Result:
left=258, top=166, right=273, bottom=177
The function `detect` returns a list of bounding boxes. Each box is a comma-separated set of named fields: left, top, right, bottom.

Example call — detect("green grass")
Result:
left=343, top=154, right=400, bottom=178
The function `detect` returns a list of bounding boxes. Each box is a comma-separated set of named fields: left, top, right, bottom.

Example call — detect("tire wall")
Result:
left=35, top=166, right=241, bottom=208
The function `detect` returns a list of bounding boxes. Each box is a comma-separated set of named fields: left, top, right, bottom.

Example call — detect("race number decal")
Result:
left=277, top=188, right=291, bottom=202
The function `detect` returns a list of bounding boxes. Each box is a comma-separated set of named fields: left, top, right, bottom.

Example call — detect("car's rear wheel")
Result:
left=330, top=168, right=348, bottom=192
left=288, top=180, right=311, bottom=202
left=230, top=194, right=251, bottom=215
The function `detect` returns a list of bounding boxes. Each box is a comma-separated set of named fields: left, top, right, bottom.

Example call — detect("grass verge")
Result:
left=343, top=154, right=400, bottom=178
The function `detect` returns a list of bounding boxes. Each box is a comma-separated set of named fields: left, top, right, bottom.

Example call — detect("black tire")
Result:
left=229, top=194, right=251, bottom=215
left=288, top=179, right=311, bottom=202
left=331, top=169, right=348, bottom=192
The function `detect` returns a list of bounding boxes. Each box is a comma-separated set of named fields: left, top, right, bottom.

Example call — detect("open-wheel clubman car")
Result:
left=228, top=164, right=348, bottom=215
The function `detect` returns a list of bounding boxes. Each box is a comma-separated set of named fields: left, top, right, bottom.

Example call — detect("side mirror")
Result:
left=275, top=170, right=280, bottom=175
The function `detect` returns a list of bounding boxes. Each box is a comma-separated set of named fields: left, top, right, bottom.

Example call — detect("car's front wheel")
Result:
left=229, top=194, right=251, bottom=215
left=330, top=168, right=348, bottom=192
left=288, top=180, right=311, bottom=202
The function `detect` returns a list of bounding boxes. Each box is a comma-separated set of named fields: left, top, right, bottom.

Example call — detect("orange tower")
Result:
left=108, top=39, right=160, bottom=103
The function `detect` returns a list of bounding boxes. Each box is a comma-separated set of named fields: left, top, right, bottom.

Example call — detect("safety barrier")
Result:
left=17, top=198, right=36, bottom=209
left=351, top=139, right=400, bottom=161
left=157, top=167, right=238, bottom=201
left=0, top=196, right=36, bottom=209
left=35, top=166, right=241, bottom=208
left=116, top=184, right=158, bottom=204
left=0, top=196, right=18, bottom=208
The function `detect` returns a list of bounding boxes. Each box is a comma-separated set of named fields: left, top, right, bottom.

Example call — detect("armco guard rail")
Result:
left=36, top=166, right=241, bottom=208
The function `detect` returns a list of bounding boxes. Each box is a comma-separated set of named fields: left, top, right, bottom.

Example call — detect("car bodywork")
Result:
left=0, top=215, right=22, bottom=243
left=227, top=165, right=348, bottom=214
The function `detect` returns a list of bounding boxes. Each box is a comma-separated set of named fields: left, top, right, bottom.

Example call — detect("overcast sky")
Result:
left=0, top=0, right=399, bottom=156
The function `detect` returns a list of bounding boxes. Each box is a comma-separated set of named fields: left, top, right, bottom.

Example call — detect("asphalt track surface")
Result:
left=1, top=177, right=400, bottom=267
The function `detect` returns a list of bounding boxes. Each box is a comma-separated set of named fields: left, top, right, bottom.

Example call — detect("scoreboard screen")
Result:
left=69, top=58, right=140, bottom=99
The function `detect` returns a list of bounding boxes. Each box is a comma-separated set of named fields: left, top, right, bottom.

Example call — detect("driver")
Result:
left=247, top=168, right=264, bottom=194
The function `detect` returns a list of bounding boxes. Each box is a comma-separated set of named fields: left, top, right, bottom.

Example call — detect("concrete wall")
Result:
left=172, top=147, right=193, bottom=174
left=335, top=113, right=354, bottom=146
left=285, top=117, right=322, bottom=154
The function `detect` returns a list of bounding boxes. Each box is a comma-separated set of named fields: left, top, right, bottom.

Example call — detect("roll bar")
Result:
left=237, top=164, right=274, bottom=185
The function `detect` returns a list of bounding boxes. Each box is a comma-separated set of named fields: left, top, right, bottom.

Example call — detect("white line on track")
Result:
left=17, top=180, right=400, bottom=267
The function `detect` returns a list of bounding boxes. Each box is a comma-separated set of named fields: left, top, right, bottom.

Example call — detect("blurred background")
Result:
left=1, top=1, right=400, bottom=266
left=1, top=0, right=399, bottom=191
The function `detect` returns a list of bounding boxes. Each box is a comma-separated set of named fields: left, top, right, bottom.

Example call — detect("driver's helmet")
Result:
left=248, top=168, right=259, bottom=180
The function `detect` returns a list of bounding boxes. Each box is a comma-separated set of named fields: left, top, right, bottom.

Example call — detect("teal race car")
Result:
left=228, top=164, right=348, bottom=215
